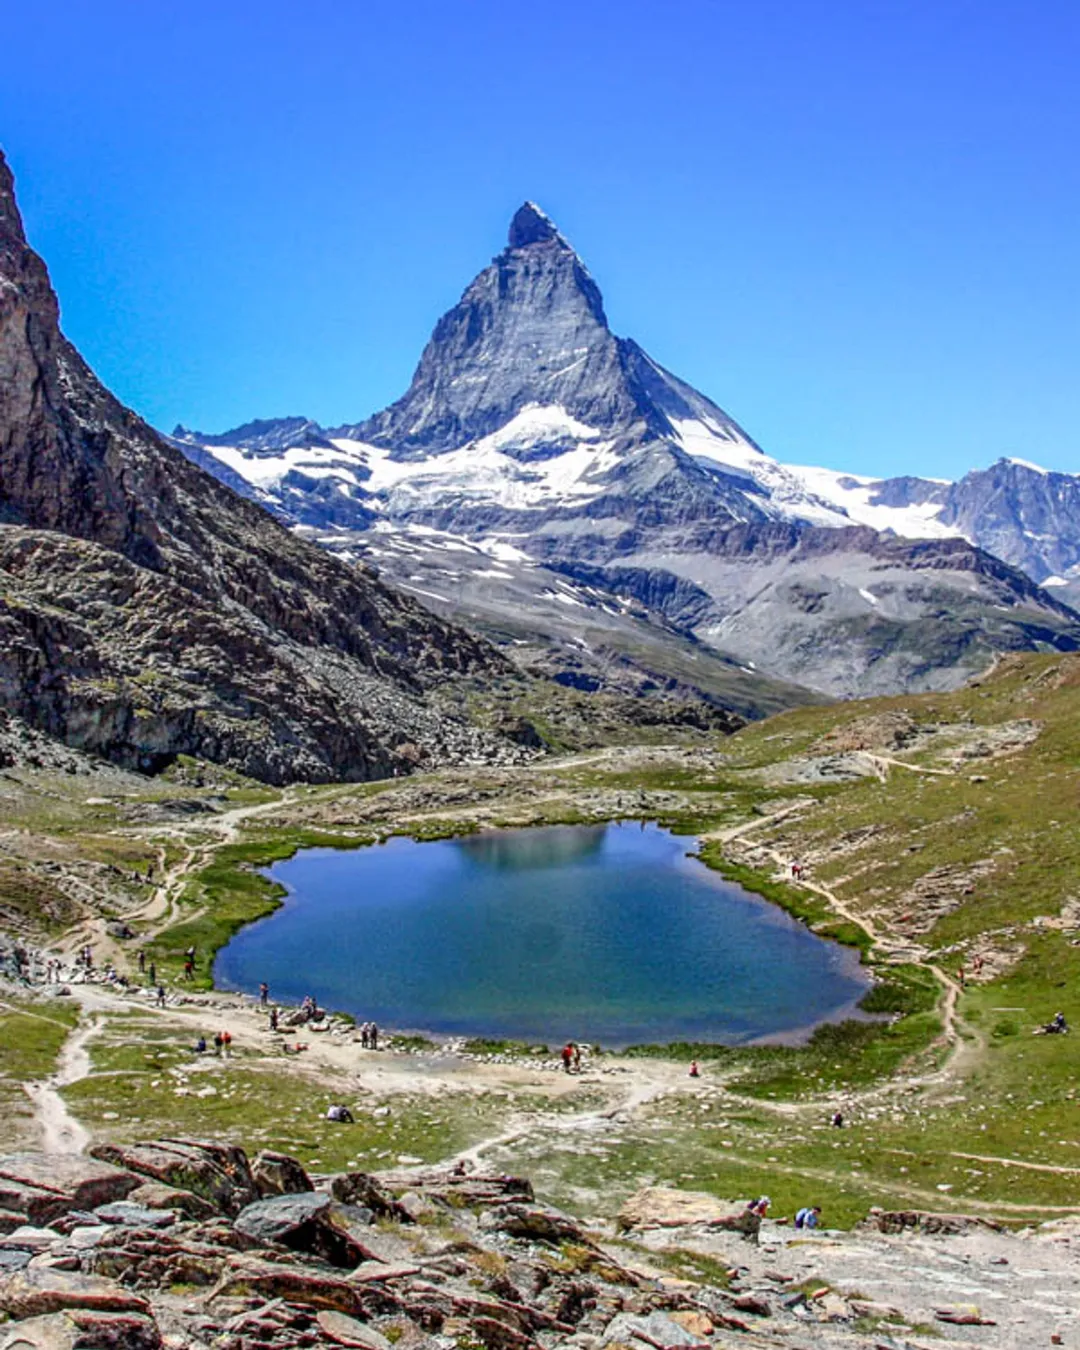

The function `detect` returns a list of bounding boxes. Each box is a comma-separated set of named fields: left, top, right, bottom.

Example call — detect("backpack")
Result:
left=794, top=1208, right=807, bottom=1229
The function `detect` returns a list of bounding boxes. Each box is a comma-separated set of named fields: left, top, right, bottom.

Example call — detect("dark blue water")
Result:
left=214, top=823, right=868, bottom=1046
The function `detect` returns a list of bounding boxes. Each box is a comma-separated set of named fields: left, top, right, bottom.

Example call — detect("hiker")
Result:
left=156, top=984, right=166, bottom=1008
left=213, top=1032, right=223, bottom=1056
left=148, top=962, right=156, bottom=987
left=561, top=1043, right=574, bottom=1073
left=283, top=1042, right=308, bottom=1055
left=259, top=982, right=269, bottom=1006
left=326, top=1103, right=354, bottom=1123
left=193, top=1036, right=207, bottom=1054
left=137, top=950, right=146, bottom=973
left=183, top=956, right=194, bottom=981
left=1037, top=1012, right=1069, bottom=1035
left=573, top=1043, right=582, bottom=1071
left=831, top=1110, right=844, bottom=1128
left=221, top=1030, right=233, bottom=1059
left=369, top=1023, right=378, bottom=1050
left=185, top=945, right=196, bottom=968
left=269, top=1007, right=279, bottom=1032
left=688, top=1060, right=700, bottom=1078
left=794, top=1204, right=822, bottom=1230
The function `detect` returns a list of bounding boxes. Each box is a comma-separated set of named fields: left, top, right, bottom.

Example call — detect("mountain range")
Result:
left=174, top=203, right=1080, bottom=698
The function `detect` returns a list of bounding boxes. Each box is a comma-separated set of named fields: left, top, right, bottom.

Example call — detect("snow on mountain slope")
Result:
left=783, top=462, right=958, bottom=538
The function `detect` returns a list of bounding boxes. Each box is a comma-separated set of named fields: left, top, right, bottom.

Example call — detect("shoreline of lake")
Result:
left=212, top=821, right=873, bottom=1050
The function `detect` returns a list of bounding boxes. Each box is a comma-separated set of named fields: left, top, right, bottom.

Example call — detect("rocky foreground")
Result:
left=0, top=1141, right=1076, bottom=1350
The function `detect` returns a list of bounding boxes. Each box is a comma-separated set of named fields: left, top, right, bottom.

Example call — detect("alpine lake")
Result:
left=214, top=822, right=869, bottom=1048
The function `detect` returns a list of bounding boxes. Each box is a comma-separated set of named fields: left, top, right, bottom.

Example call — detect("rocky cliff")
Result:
left=0, top=152, right=522, bottom=783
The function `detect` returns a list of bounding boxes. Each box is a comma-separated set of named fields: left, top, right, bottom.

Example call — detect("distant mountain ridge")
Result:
left=176, top=201, right=1080, bottom=697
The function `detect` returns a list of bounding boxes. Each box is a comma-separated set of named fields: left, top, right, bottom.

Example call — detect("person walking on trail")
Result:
left=561, top=1043, right=574, bottom=1073
left=156, top=984, right=166, bottom=1008
left=183, top=956, right=194, bottom=981
left=573, top=1043, right=582, bottom=1072
left=221, top=1030, right=233, bottom=1059
left=269, top=1007, right=279, bottom=1032
left=137, top=950, right=146, bottom=974
left=795, top=1204, right=822, bottom=1230
left=259, top=982, right=269, bottom=1007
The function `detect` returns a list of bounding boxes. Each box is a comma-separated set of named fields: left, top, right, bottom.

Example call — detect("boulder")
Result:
left=0, top=1159, right=141, bottom=1228
left=328, top=1172, right=411, bottom=1221
left=251, top=1150, right=313, bottom=1197
left=616, top=1189, right=747, bottom=1233
left=315, top=1310, right=393, bottom=1349
left=88, top=1141, right=255, bottom=1216
left=0, top=1309, right=161, bottom=1349
left=478, top=1203, right=590, bottom=1246
left=234, top=1193, right=366, bottom=1268
left=602, top=1311, right=708, bottom=1348
left=0, top=1268, right=151, bottom=1320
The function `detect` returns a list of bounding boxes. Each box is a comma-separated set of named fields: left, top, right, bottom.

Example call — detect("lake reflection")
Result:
left=214, top=822, right=868, bottom=1047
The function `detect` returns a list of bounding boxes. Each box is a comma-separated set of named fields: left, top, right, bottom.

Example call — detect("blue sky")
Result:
left=3, top=0, right=1079, bottom=479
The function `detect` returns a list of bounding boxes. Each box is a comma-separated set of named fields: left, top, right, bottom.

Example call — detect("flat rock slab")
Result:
left=0, top=1267, right=151, bottom=1320
left=0, top=1309, right=162, bottom=1349
left=617, top=1188, right=745, bottom=1232
left=234, top=1192, right=367, bottom=1268
left=92, top=1204, right=175, bottom=1230
left=124, top=1181, right=216, bottom=1221
left=212, top=1256, right=364, bottom=1315
left=315, top=1310, right=393, bottom=1349
left=0, top=1157, right=140, bottom=1227
left=350, top=1262, right=420, bottom=1284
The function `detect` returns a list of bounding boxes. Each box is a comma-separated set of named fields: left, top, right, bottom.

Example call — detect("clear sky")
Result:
left=3, top=0, right=1079, bottom=479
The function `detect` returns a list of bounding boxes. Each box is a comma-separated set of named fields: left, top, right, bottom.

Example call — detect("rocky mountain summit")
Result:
left=179, top=204, right=1080, bottom=698
left=0, top=151, right=526, bottom=783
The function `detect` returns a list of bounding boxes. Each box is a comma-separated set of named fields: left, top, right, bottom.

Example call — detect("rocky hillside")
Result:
left=177, top=204, right=1080, bottom=698
left=0, top=1141, right=1071, bottom=1350
left=0, top=151, right=531, bottom=784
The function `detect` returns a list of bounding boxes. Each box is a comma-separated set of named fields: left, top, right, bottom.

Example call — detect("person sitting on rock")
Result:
left=794, top=1204, right=822, bottom=1230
